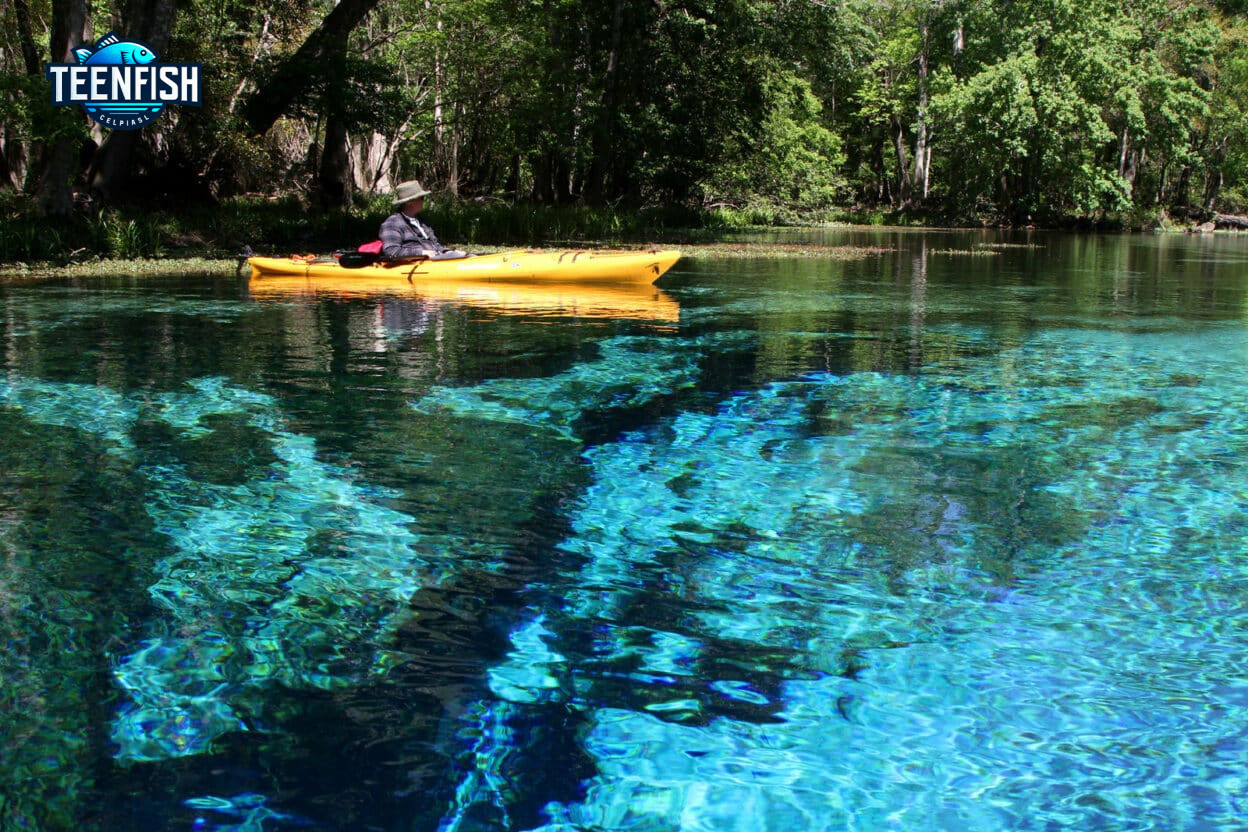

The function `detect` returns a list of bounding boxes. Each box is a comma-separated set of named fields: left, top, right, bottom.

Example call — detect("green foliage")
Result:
left=424, top=200, right=739, bottom=245
left=0, top=0, right=1245, bottom=227
left=705, top=70, right=846, bottom=211
left=197, top=196, right=380, bottom=250
left=930, top=0, right=1218, bottom=221
left=87, top=213, right=171, bottom=258
left=0, top=73, right=89, bottom=145
left=0, top=213, right=176, bottom=262
left=0, top=191, right=789, bottom=265
left=1203, top=16, right=1248, bottom=211
left=0, top=219, right=65, bottom=263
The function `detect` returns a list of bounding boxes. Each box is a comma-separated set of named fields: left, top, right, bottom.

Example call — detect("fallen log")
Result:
left=1213, top=212, right=1248, bottom=229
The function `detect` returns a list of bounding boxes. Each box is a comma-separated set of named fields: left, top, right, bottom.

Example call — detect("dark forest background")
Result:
left=3, top=0, right=1247, bottom=249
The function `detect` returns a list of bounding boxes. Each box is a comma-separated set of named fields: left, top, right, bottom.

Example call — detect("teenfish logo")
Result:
left=45, top=32, right=201, bottom=130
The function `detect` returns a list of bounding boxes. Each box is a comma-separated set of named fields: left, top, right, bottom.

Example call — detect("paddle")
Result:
left=337, top=251, right=379, bottom=268
left=337, top=251, right=428, bottom=269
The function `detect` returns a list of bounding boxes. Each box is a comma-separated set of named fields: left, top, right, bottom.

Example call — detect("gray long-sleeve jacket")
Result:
left=378, top=212, right=449, bottom=258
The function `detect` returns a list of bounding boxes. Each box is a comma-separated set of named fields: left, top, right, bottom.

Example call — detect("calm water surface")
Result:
left=3, top=231, right=1248, bottom=831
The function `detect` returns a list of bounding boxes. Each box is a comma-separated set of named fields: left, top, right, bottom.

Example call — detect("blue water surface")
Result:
left=2, top=231, right=1248, bottom=831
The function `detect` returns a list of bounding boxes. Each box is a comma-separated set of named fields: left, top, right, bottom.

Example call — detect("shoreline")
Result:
left=0, top=242, right=888, bottom=281
left=0, top=257, right=243, bottom=282
left=2, top=229, right=1244, bottom=282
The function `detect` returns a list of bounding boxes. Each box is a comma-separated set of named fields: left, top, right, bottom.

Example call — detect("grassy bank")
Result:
left=0, top=242, right=905, bottom=282
left=0, top=257, right=241, bottom=282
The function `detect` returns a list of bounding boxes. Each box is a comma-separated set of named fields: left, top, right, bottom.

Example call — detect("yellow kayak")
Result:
left=247, top=275, right=680, bottom=323
left=247, top=248, right=681, bottom=285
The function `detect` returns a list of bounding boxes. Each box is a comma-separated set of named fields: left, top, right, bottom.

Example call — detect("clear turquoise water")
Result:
left=2, top=231, right=1248, bottom=831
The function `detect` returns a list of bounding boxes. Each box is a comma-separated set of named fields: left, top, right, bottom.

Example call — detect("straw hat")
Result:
left=392, top=180, right=432, bottom=206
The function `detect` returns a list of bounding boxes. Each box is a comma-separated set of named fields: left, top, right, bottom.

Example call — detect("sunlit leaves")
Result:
left=931, top=0, right=1223, bottom=219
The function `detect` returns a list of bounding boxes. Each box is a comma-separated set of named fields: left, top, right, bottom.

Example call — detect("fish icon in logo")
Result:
left=73, top=31, right=164, bottom=127
left=74, top=32, right=157, bottom=66
left=45, top=30, right=201, bottom=130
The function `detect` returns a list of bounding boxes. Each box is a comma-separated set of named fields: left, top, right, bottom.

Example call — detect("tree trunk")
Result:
left=922, top=143, right=932, bottom=200
left=912, top=19, right=930, bottom=204
left=1117, top=127, right=1128, bottom=179
left=506, top=153, right=521, bottom=199
left=1213, top=212, right=1248, bottom=229
left=1, top=125, right=28, bottom=191
left=318, top=117, right=352, bottom=210
left=315, top=35, right=352, bottom=210
left=1174, top=164, right=1193, bottom=207
left=1117, top=127, right=1139, bottom=201
left=447, top=103, right=460, bottom=196
left=586, top=0, right=626, bottom=205
left=430, top=3, right=447, bottom=187
left=32, top=0, right=89, bottom=216
left=1205, top=172, right=1224, bottom=212
left=891, top=114, right=913, bottom=209
left=10, top=0, right=42, bottom=192
left=34, top=141, right=80, bottom=216
left=1203, top=138, right=1228, bottom=210
left=352, top=131, right=394, bottom=195
left=242, top=0, right=384, bottom=137
left=872, top=133, right=889, bottom=204
left=87, top=0, right=178, bottom=203
left=0, top=140, right=13, bottom=191
left=13, top=0, right=42, bottom=75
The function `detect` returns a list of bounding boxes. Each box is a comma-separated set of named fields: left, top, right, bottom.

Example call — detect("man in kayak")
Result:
left=379, top=180, right=468, bottom=260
